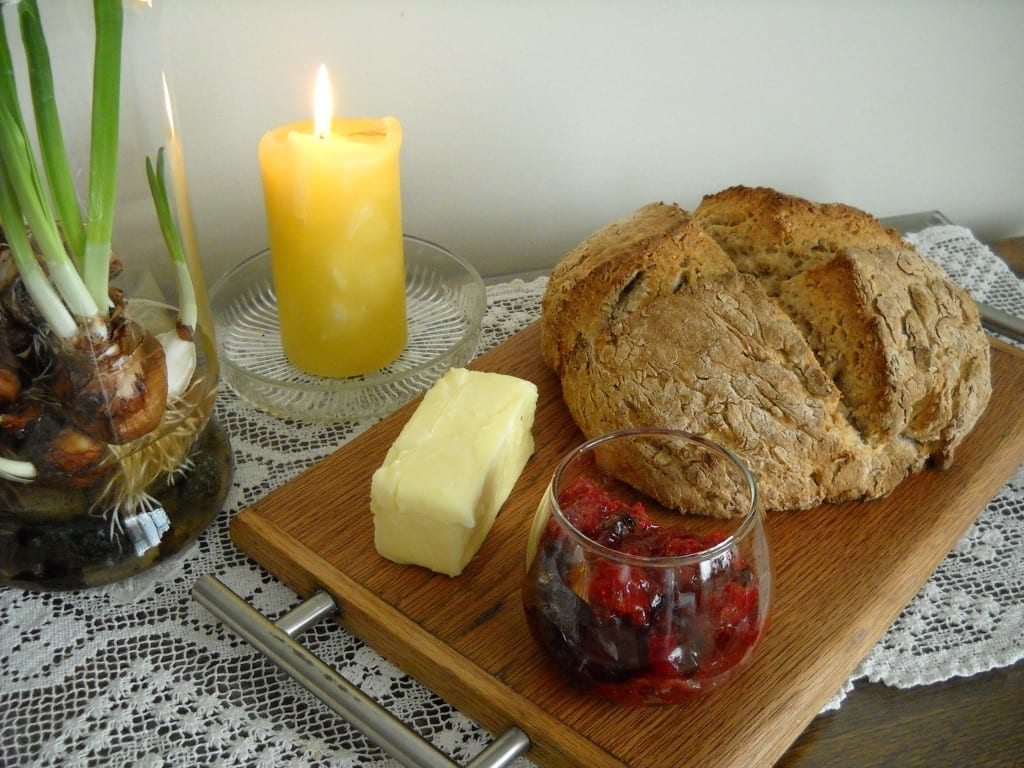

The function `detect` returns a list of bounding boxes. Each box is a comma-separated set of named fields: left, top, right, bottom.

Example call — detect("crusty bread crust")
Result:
left=540, top=187, right=992, bottom=514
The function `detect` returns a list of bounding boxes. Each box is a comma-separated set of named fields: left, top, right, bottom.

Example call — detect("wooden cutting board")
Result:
left=231, top=322, right=1024, bottom=768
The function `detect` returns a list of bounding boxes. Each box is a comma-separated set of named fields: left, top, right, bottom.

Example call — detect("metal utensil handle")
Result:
left=192, top=575, right=530, bottom=768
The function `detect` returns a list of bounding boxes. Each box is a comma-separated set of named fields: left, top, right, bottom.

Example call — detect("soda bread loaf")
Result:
left=540, top=187, right=992, bottom=514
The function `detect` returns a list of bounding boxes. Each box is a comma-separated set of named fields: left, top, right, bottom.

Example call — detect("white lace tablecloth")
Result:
left=2, top=225, right=1022, bottom=766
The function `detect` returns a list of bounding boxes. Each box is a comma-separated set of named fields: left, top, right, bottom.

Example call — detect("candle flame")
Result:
left=314, top=64, right=333, bottom=139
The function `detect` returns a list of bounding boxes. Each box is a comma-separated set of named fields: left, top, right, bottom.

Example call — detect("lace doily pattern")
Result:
left=1, top=226, right=1022, bottom=765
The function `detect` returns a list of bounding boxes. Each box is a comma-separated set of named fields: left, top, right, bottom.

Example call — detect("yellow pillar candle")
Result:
left=258, top=65, right=406, bottom=378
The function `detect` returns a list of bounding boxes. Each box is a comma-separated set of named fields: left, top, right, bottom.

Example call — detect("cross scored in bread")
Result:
left=540, top=186, right=992, bottom=514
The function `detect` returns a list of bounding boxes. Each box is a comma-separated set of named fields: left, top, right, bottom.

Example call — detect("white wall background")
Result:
left=21, top=1, right=1024, bottom=282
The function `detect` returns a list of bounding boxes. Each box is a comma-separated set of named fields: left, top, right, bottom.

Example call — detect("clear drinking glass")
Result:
left=523, top=428, right=771, bottom=704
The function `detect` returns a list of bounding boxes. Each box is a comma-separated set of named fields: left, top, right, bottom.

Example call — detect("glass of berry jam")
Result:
left=523, top=428, right=770, bottom=705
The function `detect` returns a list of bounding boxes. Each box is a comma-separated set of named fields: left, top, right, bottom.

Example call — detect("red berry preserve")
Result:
left=523, top=474, right=768, bottom=705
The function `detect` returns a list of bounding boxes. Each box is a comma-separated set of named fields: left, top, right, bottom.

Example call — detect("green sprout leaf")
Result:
left=0, top=161, right=77, bottom=338
left=146, top=148, right=197, bottom=330
left=18, top=0, right=86, bottom=267
left=82, top=0, right=124, bottom=308
left=0, top=100, right=99, bottom=322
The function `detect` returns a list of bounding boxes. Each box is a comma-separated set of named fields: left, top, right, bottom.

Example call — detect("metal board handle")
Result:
left=978, top=299, right=1024, bottom=344
left=192, top=575, right=530, bottom=768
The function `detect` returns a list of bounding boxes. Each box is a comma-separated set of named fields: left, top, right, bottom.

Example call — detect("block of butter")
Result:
left=370, top=367, right=538, bottom=577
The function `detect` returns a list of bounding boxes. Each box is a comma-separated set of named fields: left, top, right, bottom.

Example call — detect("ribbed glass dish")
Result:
left=210, top=236, right=485, bottom=422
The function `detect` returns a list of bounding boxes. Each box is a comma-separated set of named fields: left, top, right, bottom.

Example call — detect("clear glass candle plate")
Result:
left=210, top=236, right=486, bottom=423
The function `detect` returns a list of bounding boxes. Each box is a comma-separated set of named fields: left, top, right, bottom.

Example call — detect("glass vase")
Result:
left=0, top=0, right=232, bottom=589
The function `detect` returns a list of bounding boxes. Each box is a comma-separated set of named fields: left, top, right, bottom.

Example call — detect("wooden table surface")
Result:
left=776, top=235, right=1024, bottom=768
